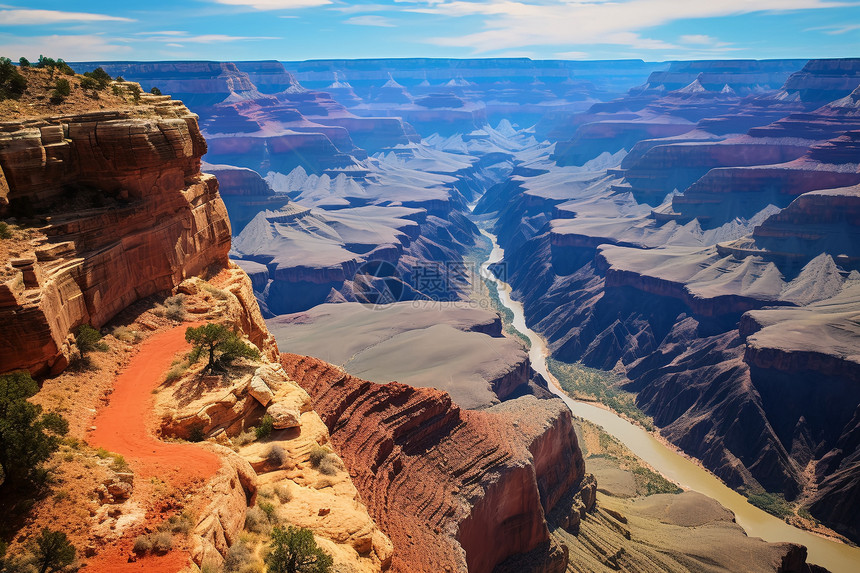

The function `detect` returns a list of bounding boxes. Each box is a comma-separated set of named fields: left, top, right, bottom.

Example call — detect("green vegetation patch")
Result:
left=548, top=358, right=653, bottom=430
left=745, top=491, right=793, bottom=519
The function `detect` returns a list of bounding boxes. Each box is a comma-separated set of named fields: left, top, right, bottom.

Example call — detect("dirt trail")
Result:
left=86, top=323, right=221, bottom=572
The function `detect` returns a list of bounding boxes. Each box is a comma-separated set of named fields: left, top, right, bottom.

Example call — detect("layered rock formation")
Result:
left=0, top=92, right=231, bottom=375
left=484, top=58, right=860, bottom=542
left=283, top=58, right=658, bottom=134
left=280, top=353, right=588, bottom=573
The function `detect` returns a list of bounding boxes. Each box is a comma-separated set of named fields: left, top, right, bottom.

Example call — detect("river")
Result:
left=478, top=228, right=860, bottom=573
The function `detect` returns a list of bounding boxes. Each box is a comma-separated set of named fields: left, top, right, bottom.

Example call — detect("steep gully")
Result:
left=476, top=227, right=860, bottom=573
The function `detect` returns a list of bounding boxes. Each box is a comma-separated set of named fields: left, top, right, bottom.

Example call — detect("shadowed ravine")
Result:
left=477, top=227, right=860, bottom=573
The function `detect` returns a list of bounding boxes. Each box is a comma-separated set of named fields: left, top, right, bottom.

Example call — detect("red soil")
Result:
left=86, top=324, right=221, bottom=572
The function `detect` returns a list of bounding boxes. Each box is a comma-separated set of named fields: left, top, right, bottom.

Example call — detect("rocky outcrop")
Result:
left=280, top=353, right=588, bottom=573
left=191, top=444, right=258, bottom=567
left=0, top=94, right=232, bottom=375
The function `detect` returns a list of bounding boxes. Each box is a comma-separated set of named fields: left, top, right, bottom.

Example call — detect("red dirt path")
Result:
left=86, top=324, right=221, bottom=572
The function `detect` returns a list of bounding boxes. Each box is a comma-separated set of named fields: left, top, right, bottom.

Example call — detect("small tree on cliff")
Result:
left=0, top=371, right=69, bottom=491
left=30, top=528, right=76, bottom=573
left=0, top=57, right=27, bottom=101
left=185, top=323, right=259, bottom=373
left=266, top=526, right=332, bottom=573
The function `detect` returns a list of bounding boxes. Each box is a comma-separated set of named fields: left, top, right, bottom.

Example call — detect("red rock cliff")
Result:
left=0, top=95, right=232, bottom=375
left=280, top=353, right=586, bottom=573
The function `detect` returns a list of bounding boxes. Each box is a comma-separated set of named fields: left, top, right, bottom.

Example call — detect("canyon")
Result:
left=2, top=53, right=859, bottom=573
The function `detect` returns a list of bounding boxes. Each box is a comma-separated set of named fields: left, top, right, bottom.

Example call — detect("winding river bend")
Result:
left=478, top=228, right=860, bottom=573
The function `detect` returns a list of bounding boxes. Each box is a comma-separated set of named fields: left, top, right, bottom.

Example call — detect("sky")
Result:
left=0, top=1, right=859, bottom=62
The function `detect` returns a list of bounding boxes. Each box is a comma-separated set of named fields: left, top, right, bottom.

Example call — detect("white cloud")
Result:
left=345, top=15, right=396, bottom=27
left=0, top=35, right=134, bottom=61
left=213, top=0, right=330, bottom=9
left=679, top=34, right=733, bottom=49
left=0, top=8, right=133, bottom=25
left=807, top=23, right=860, bottom=34
left=136, top=32, right=281, bottom=43
left=680, top=34, right=717, bottom=45
left=405, top=0, right=854, bottom=53
left=133, top=30, right=187, bottom=36
left=329, top=3, right=392, bottom=14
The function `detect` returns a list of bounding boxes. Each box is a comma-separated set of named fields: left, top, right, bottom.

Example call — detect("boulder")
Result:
left=248, top=375, right=274, bottom=406
left=267, top=402, right=301, bottom=429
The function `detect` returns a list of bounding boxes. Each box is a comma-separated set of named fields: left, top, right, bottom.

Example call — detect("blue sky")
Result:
left=1, top=1, right=858, bottom=62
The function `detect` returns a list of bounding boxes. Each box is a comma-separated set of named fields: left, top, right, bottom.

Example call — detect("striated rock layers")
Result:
left=280, top=353, right=588, bottom=573
left=0, top=93, right=232, bottom=375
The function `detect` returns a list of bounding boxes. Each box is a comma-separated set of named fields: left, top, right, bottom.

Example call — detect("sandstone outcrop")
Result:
left=191, top=444, right=258, bottom=567
left=280, top=353, right=589, bottom=573
left=156, top=344, right=392, bottom=571
left=0, top=93, right=232, bottom=375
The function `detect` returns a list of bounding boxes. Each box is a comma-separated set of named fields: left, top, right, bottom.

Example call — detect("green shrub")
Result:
left=18, top=57, right=29, bottom=68
left=150, top=86, right=162, bottom=96
left=75, top=324, right=108, bottom=355
left=308, top=445, right=331, bottom=468
left=30, top=528, right=76, bottom=573
left=161, top=511, right=194, bottom=535
left=111, top=85, right=123, bottom=96
left=631, top=466, right=682, bottom=496
left=0, top=222, right=12, bottom=239
left=275, top=485, right=293, bottom=504
left=203, top=283, right=230, bottom=300
left=317, top=456, right=340, bottom=476
left=55, top=59, right=75, bottom=76
left=80, top=76, right=99, bottom=90
left=165, top=360, right=189, bottom=382
left=129, top=84, right=141, bottom=104
left=267, top=444, right=287, bottom=467
left=258, top=500, right=276, bottom=522
left=151, top=531, right=173, bottom=554
left=266, top=526, right=332, bottom=573
left=83, top=67, right=112, bottom=90
left=164, top=294, right=186, bottom=322
left=0, top=371, right=69, bottom=491
left=255, top=414, right=274, bottom=440
left=188, top=425, right=206, bottom=443
left=50, top=77, right=71, bottom=103
left=224, top=541, right=253, bottom=572
left=110, top=454, right=129, bottom=472
left=244, top=506, right=268, bottom=533
left=133, top=535, right=152, bottom=554
left=0, top=56, right=28, bottom=100
left=36, top=55, right=56, bottom=73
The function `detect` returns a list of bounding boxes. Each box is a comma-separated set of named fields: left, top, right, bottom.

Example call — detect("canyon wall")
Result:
left=485, top=58, right=860, bottom=542
left=280, top=353, right=588, bottom=573
left=0, top=94, right=232, bottom=375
